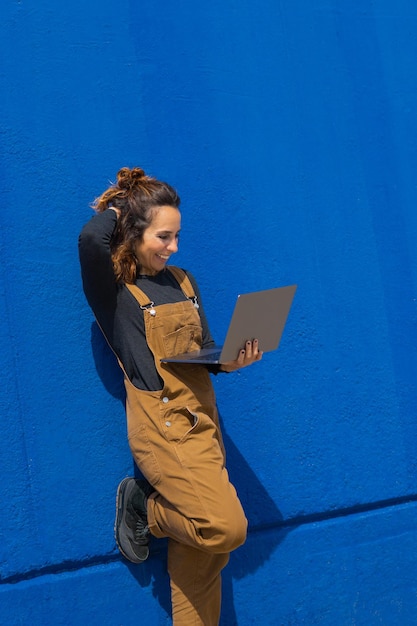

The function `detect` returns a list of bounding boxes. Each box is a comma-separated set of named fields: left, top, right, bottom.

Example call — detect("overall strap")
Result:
left=125, top=283, right=154, bottom=307
left=167, top=266, right=196, bottom=300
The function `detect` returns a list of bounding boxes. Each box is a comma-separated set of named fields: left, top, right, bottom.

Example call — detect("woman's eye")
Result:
left=157, top=233, right=179, bottom=242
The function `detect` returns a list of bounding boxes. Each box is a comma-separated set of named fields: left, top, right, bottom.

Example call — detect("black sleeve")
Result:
left=78, top=210, right=119, bottom=315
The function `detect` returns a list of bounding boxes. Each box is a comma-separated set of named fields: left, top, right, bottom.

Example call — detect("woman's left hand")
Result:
left=219, top=339, right=263, bottom=373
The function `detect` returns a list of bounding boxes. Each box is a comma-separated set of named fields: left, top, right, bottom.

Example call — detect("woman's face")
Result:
left=136, top=205, right=181, bottom=275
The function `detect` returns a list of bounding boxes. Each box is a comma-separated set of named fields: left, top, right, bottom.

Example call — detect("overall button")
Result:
left=165, top=421, right=172, bottom=427
left=162, top=396, right=169, bottom=404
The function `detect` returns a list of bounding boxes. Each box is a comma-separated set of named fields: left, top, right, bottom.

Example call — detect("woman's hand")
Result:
left=219, top=339, right=263, bottom=372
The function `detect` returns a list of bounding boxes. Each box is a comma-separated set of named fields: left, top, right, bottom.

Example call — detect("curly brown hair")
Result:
left=92, top=167, right=180, bottom=283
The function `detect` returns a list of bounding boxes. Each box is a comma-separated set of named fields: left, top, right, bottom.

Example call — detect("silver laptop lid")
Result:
left=218, top=284, right=297, bottom=362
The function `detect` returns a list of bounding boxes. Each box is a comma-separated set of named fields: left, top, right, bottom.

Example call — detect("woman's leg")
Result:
left=137, top=410, right=247, bottom=552
left=168, top=539, right=229, bottom=626
left=127, top=405, right=247, bottom=622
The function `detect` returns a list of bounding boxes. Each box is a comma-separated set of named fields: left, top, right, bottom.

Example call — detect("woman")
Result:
left=78, top=166, right=262, bottom=625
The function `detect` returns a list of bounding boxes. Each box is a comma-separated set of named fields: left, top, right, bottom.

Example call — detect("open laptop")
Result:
left=161, top=284, right=297, bottom=365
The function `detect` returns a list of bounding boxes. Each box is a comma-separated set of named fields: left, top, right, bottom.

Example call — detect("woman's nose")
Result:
left=167, top=239, right=178, bottom=252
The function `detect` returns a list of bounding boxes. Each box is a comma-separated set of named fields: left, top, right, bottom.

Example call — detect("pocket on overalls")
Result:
left=177, top=407, right=225, bottom=466
left=162, top=324, right=202, bottom=357
left=161, top=407, right=198, bottom=444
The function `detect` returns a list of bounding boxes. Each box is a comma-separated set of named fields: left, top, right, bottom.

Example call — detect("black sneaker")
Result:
left=114, top=477, right=154, bottom=563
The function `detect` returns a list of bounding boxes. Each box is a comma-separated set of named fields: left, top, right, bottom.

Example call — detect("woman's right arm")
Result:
left=78, top=209, right=119, bottom=314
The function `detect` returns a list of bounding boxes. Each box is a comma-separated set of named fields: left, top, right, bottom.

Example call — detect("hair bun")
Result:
left=116, top=166, right=147, bottom=190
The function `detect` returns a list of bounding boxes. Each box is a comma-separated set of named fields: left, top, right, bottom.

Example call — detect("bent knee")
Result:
left=205, top=512, right=248, bottom=553
left=223, top=517, right=248, bottom=552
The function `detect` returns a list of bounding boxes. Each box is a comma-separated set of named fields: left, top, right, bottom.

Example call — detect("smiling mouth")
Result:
left=157, top=254, right=170, bottom=260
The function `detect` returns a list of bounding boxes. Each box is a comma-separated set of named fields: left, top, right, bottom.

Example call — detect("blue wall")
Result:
left=2, top=1, right=417, bottom=624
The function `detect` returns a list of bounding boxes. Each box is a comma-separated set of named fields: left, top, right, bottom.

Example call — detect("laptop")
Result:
left=161, top=284, right=297, bottom=365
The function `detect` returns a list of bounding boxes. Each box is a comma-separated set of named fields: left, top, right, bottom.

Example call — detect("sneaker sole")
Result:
left=115, top=478, right=150, bottom=563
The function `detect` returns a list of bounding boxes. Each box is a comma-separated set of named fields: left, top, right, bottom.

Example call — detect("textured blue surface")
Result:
left=1, top=0, right=417, bottom=624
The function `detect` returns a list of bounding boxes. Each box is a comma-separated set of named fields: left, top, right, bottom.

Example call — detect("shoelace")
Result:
left=135, top=518, right=150, bottom=544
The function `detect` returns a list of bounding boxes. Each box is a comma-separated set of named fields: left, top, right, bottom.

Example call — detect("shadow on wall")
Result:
left=91, top=322, right=287, bottom=624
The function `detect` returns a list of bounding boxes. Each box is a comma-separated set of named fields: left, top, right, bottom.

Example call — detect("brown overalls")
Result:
left=124, top=267, right=248, bottom=626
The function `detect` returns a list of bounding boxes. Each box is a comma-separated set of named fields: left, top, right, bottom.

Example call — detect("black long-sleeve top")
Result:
left=78, top=209, right=218, bottom=390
